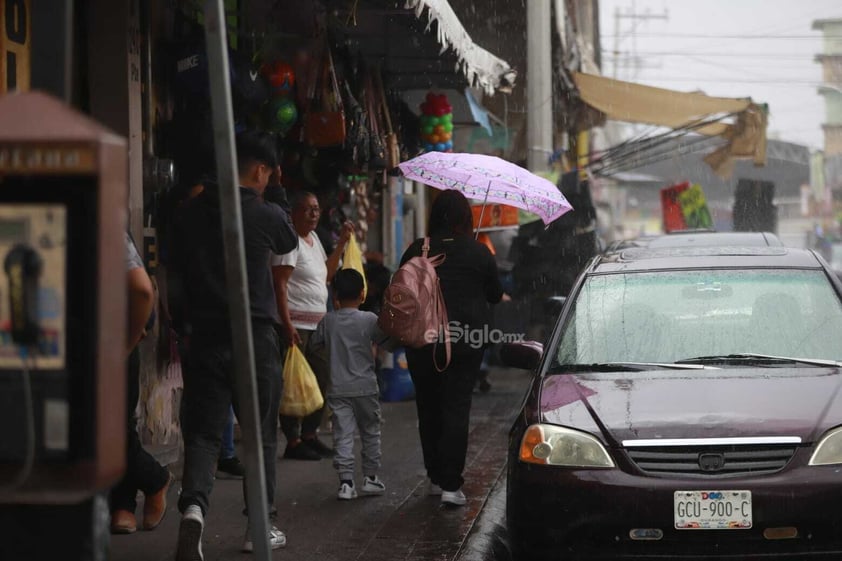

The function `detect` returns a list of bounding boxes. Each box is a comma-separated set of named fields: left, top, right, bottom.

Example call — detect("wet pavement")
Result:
left=109, top=366, right=532, bottom=561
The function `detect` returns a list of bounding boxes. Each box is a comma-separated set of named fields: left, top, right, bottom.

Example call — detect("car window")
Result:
left=554, top=269, right=842, bottom=366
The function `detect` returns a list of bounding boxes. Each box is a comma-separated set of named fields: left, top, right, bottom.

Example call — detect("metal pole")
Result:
left=202, top=2, right=271, bottom=560
left=526, top=0, right=552, bottom=173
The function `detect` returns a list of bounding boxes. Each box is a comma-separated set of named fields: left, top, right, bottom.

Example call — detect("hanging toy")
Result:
left=419, top=92, right=453, bottom=152
left=261, top=61, right=296, bottom=97
left=264, top=96, right=298, bottom=134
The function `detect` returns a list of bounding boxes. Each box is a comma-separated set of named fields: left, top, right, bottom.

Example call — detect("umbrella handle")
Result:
left=474, top=182, right=491, bottom=240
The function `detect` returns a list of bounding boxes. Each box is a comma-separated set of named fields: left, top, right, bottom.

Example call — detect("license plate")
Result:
left=674, top=490, right=752, bottom=529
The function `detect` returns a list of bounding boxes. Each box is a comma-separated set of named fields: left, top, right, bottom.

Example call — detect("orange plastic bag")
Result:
left=279, top=346, right=324, bottom=417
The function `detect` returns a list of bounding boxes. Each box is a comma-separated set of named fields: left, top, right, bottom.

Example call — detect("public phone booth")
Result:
left=0, top=91, right=127, bottom=504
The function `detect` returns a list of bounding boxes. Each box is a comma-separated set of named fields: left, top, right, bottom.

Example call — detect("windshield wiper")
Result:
left=674, top=353, right=842, bottom=368
left=551, top=362, right=711, bottom=373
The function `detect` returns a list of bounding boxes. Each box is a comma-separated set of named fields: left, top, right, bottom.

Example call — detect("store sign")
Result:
left=0, top=143, right=96, bottom=174
left=0, top=0, right=31, bottom=93
left=661, top=182, right=713, bottom=232
left=472, top=203, right=519, bottom=232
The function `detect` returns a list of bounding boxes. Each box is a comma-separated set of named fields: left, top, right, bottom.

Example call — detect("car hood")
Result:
left=540, top=367, right=842, bottom=445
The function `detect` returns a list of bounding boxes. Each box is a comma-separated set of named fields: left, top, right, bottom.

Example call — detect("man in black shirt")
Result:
left=172, top=131, right=297, bottom=560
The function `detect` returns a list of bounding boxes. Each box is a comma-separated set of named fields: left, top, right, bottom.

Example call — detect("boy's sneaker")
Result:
left=216, top=456, right=245, bottom=479
left=242, top=524, right=287, bottom=552
left=302, top=436, right=335, bottom=457
left=362, top=475, right=386, bottom=494
left=175, top=505, right=204, bottom=561
left=441, top=488, right=467, bottom=506
left=337, top=481, right=358, bottom=500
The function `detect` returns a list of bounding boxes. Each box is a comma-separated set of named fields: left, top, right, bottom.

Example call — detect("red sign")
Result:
left=661, top=182, right=690, bottom=233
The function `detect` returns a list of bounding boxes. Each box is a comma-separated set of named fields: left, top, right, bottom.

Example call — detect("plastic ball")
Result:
left=422, top=124, right=435, bottom=136
left=424, top=143, right=435, bottom=152
left=434, top=125, right=445, bottom=135
left=435, top=143, right=446, bottom=151
left=443, top=122, right=454, bottom=133
left=262, top=61, right=295, bottom=96
left=266, top=97, right=298, bottom=132
left=445, top=140, right=454, bottom=149
left=441, top=132, right=452, bottom=141
left=443, top=113, right=453, bottom=123
left=436, top=106, right=448, bottom=117
left=430, top=116, right=441, bottom=126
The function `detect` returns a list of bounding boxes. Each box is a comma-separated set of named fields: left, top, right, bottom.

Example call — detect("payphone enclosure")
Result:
left=0, top=91, right=127, bottom=504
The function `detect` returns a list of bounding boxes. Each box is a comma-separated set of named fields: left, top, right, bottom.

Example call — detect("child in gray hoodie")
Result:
left=312, top=268, right=388, bottom=499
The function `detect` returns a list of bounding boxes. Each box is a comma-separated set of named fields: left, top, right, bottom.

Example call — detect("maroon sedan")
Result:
left=504, top=245, right=842, bottom=560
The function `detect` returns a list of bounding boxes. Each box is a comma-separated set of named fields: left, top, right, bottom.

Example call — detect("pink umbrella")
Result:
left=398, top=152, right=573, bottom=227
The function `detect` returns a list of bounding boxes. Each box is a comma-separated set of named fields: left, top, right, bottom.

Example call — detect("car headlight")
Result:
left=809, top=426, right=842, bottom=466
left=519, top=424, right=615, bottom=468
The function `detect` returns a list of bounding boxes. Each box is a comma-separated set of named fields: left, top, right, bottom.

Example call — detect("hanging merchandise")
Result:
left=373, top=70, right=400, bottom=169
left=418, top=92, right=454, bottom=153
left=303, top=42, right=346, bottom=148
left=352, top=176, right=370, bottom=253
left=261, top=60, right=296, bottom=97
left=342, top=82, right=370, bottom=172
left=264, top=96, right=299, bottom=135
left=366, top=71, right=388, bottom=171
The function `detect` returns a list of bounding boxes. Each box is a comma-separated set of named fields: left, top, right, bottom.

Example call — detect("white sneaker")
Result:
left=242, top=523, right=287, bottom=552
left=441, top=489, right=467, bottom=506
left=362, top=475, right=386, bottom=494
left=337, top=481, right=358, bottom=500
left=428, top=481, right=442, bottom=496
left=176, top=505, right=204, bottom=561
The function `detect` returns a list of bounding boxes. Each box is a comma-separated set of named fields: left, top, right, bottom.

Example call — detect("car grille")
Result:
left=625, top=444, right=797, bottom=478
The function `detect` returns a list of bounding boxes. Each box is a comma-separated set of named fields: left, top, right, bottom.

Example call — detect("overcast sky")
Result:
left=599, top=0, right=841, bottom=150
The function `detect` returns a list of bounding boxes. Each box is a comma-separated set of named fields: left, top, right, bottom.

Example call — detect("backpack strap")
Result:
left=422, top=237, right=446, bottom=267
left=421, top=236, right=430, bottom=258
left=432, top=279, right=452, bottom=372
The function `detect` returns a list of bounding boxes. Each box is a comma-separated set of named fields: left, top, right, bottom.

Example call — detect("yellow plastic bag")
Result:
left=342, top=235, right=367, bottom=299
left=279, top=345, right=324, bottom=417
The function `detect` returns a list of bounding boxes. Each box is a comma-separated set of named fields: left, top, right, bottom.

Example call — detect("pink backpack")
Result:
left=378, top=238, right=451, bottom=371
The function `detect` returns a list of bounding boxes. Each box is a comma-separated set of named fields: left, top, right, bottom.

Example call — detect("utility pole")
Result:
left=611, top=3, right=668, bottom=80
left=527, top=0, right=552, bottom=173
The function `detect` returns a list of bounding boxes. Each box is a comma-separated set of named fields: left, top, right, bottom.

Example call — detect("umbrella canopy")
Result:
left=398, top=152, right=573, bottom=225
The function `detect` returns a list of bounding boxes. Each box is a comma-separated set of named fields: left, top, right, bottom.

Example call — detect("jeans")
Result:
left=406, top=346, right=484, bottom=492
left=279, top=329, right=330, bottom=441
left=178, top=322, right=282, bottom=517
left=221, top=406, right=236, bottom=460
left=110, top=348, right=170, bottom=513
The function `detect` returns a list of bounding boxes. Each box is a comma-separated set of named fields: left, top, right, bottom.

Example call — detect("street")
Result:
left=109, top=366, right=531, bottom=561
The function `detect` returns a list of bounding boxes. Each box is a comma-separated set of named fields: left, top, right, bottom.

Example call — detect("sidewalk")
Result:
left=109, top=366, right=532, bottom=561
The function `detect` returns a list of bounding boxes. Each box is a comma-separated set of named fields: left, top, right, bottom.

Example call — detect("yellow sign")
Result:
left=0, top=0, right=31, bottom=93
left=678, top=184, right=713, bottom=229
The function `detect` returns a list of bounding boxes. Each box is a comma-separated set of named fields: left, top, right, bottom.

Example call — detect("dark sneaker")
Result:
left=217, top=456, right=246, bottom=479
left=302, top=436, right=335, bottom=458
left=282, top=442, right=321, bottom=461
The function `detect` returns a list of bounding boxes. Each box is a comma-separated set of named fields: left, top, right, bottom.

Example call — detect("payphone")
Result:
left=0, top=91, right=127, bottom=504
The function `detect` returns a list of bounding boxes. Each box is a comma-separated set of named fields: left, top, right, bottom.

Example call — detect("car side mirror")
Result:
left=500, top=341, right=544, bottom=370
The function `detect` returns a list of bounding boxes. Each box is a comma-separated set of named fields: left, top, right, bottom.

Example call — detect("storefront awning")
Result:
left=574, top=72, right=768, bottom=177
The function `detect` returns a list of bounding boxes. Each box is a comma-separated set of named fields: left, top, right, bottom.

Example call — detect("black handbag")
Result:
left=342, top=82, right=370, bottom=171
left=366, top=72, right=387, bottom=171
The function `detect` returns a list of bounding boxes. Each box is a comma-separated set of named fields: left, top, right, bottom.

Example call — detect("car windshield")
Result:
left=553, top=269, right=842, bottom=367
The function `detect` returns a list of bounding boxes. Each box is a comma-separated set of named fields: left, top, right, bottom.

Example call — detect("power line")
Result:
left=607, top=51, right=817, bottom=58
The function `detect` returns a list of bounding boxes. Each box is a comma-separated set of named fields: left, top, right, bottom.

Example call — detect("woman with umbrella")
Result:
left=399, top=190, right=506, bottom=506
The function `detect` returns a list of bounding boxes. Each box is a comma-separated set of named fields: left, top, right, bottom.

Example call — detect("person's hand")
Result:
left=269, top=165, right=283, bottom=186
left=339, top=221, right=355, bottom=245
left=501, top=293, right=512, bottom=302
left=284, top=324, right=302, bottom=347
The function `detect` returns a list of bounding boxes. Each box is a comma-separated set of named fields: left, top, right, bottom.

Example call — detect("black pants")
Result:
left=406, top=345, right=484, bottom=492
left=178, top=322, right=282, bottom=517
left=110, top=348, right=170, bottom=513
